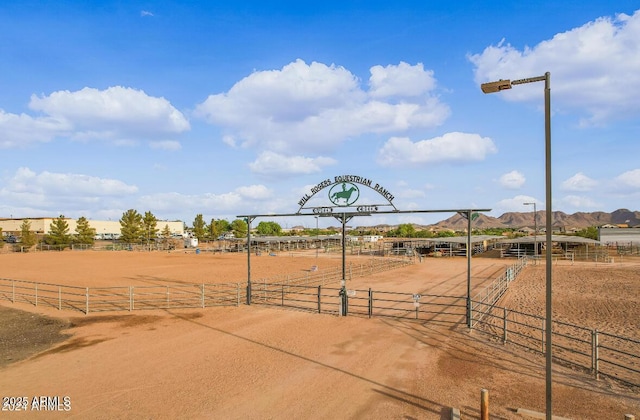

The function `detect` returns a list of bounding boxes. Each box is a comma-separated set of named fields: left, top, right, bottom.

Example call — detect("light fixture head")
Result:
left=481, top=79, right=512, bottom=94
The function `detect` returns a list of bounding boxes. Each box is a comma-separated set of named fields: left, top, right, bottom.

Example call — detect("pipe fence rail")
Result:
left=0, top=278, right=242, bottom=314
left=471, top=299, right=640, bottom=389
left=471, top=257, right=528, bottom=323
left=249, top=282, right=467, bottom=325
left=256, top=257, right=414, bottom=289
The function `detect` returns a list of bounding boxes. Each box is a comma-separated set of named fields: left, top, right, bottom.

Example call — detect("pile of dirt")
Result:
left=0, top=306, right=71, bottom=368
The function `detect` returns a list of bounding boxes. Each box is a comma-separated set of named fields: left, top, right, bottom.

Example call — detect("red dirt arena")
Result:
left=0, top=250, right=639, bottom=419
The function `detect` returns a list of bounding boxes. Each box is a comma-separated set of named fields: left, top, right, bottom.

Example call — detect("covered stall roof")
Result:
left=498, top=235, right=601, bottom=245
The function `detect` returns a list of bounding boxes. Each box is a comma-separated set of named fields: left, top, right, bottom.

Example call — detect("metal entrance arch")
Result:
left=237, top=207, right=490, bottom=327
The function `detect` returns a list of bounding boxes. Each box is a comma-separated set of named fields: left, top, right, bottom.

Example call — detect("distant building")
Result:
left=598, top=227, right=640, bottom=246
left=0, top=217, right=184, bottom=238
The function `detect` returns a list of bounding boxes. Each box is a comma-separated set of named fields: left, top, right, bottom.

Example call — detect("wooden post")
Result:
left=480, top=389, right=489, bottom=420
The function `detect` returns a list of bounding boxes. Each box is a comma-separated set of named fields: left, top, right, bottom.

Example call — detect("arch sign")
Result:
left=297, top=175, right=398, bottom=215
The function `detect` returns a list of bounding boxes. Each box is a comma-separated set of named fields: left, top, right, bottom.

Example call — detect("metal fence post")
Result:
left=317, top=285, right=321, bottom=313
left=593, top=329, right=600, bottom=380
left=368, top=288, right=372, bottom=318
left=503, top=308, right=508, bottom=344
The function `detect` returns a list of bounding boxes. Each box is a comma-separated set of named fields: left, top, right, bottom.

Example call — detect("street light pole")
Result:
left=482, top=72, right=553, bottom=420
left=524, top=202, right=537, bottom=257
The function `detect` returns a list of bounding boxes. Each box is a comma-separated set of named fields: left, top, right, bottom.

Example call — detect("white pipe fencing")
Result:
left=0, top=278, right=242, bottom=314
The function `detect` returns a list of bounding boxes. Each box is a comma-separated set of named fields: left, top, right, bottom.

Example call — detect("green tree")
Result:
left=192, top=214, right=207, bottom=241
left=256, top=221, right=282, bottom=236
left=75, top=216, right=96, bottom=245
left=46, top=215, right=71, bottom=248
left=160, top=224, right=173, bottom=250
left=415, top=229, right=435, bottom=238
left=120, top=209, right=143, bottom=243
left=575, top=226, right=598, bottom=240
left=19, top=220, right=38, bottom=249
left=209, top=219, right=231, bottom=239
left=161, top=224, right=172, bottom=239
left=142, top=211, right=159, bottom=246
left=434, top=230, right=455, bottom=238
left=230, top=218, right=248, bottom=238
left=387, top=223, right=416, bottom=238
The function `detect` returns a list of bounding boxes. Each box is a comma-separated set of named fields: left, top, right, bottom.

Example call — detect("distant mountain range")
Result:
left=431, top=209, right=640, bottom=231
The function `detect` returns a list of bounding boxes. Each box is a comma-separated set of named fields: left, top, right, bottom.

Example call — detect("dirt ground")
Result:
left=0, top=250, right=638, bottom=419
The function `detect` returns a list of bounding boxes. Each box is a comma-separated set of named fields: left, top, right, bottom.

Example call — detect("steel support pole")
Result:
left=544, top=71, right=553, bottom=420
left=467, top=210, right=472, bottom=329
left=246, top=218, right=252, bottom=305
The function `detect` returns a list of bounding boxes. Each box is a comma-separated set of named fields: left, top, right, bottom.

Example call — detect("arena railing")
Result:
left=0, top=278, right=242, bottom=314
left=471, top=299, right=639, bottom=389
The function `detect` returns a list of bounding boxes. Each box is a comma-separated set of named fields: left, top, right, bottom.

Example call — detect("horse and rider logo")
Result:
left=328, top=182, right=360, bottom=206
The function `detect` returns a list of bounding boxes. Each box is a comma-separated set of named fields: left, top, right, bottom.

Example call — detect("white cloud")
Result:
left=561, top=172, right=598, bottom=191
left=137, top=184, right=280, bottom=218
left=141, top=10, right=154, bottom=17
left=6, top=167, right=138, bottom=196
left=559, top=195, right=601, bottom=208
left=494, top=195, right=538, bottom=213
left=499, top=170, right=526, bottom=189
left=614, top=168, right=640, bottom=189
left=369, top=62, right=436, bottom=98
left=195, top=59, right=450, bottom=155
left=0, top=167, right=138, bottom=215
left=376, top=132, right=497, bottom=167
left=235, top=185, right=273, bottom=200
left=138, top=191, right=243, bottom=215
left=249, top=151, right=337, bottom=175
left=27, top=86, right=189, bottom=144
left=149, top=140, right=182, bottom=151
left=396, top=188, right=426, bottom=199
left=0, top=109, right=70, bottom=148
left=469, top=10, right=640, bottom=125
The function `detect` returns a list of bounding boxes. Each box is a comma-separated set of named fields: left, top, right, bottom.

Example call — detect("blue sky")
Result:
left=1, top=1, right=639, bottom=228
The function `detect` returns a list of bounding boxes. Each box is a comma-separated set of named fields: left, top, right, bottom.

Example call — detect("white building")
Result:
left=0, top=217, right=184, bottom=238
